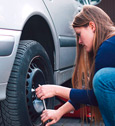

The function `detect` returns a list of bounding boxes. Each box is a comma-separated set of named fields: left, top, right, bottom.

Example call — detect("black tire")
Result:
left=1, top=40, right=54, bottom=126
left=0, top=104, right=4, bottom=126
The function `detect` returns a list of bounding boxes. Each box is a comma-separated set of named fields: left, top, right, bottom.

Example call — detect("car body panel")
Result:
left=0, top=0, right=82, bottom=100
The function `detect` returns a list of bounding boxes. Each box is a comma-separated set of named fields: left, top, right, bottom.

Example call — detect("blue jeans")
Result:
left=93, top=68, right=115, bottom=126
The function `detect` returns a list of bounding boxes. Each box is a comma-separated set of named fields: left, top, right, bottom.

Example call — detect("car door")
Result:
left=43, top=0, right=83, bottom=36
left=43, top=0, right=83, bottom=69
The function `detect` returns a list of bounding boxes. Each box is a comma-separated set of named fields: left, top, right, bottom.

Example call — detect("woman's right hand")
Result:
left=36, top=84, right=71, bottom=100
left=35, top=85, right=56, bottom=100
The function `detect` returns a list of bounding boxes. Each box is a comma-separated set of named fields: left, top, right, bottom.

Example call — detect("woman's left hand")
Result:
left=41, top=109, right=62, bottom=126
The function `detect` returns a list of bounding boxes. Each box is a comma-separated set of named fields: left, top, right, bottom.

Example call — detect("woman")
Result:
left=36, top=5, right=115, bottom=126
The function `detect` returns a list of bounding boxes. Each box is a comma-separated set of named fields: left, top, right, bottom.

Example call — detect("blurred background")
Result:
left=97, top=0, right=115, bottom=22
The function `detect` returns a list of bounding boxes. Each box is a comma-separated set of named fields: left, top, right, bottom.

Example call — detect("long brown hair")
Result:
left=72, top=5, right=115, bottom=124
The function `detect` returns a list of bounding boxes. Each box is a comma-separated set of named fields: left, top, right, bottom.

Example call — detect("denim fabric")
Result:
left=93, top=68, right=115, bottom=126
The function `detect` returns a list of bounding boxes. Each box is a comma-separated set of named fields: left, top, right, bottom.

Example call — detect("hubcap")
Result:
left=26, top=57, right=46, bottom=122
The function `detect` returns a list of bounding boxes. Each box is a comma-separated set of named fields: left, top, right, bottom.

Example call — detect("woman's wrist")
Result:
left=57, top=101, right=75, bottom=117
left=54, top=86, right=71, bottom=99
left=57, top=107, right=65, bottom=117
left=54, top=85, right=59, bottom=96
left=52, top=85, right=58, bottom=96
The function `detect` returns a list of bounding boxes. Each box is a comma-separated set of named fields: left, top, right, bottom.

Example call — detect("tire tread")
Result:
left=1, top=40, right=36, bottom=126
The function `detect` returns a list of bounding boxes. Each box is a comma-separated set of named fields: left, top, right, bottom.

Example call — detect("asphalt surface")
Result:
left=52, top=117, right=104, bottom=126
left=52, top=117, right=90, bottom=126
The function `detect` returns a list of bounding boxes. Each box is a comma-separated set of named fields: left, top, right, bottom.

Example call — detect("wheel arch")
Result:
left=20, top=15, right=55, bottom=70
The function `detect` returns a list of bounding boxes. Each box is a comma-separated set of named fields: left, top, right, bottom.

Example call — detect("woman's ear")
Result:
left=89, top=21, right=96, bottom=32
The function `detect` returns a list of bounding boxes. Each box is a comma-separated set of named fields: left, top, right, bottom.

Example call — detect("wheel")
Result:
left=1, top=40, right=54, bottom=126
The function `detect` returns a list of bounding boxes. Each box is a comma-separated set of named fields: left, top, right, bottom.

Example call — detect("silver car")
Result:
left=0, top=0, right=101, bottom=125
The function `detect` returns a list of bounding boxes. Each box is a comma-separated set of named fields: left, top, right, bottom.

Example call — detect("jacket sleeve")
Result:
left=68, top=88, right=98, bottom=110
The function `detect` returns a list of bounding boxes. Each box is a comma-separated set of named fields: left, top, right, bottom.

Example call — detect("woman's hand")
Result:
left=41, top=109, right=62, bottom=126
left=36, top=84, right=71, bottom=100
left=35, top=85, right=56, bottom=100
left=40, top=102, right=75, bottom=126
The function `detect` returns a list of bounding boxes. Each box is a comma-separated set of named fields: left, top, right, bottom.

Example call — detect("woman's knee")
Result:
left=93, top=68, right=105, bottom=90
left=93, top=67, right=115, bottom=93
